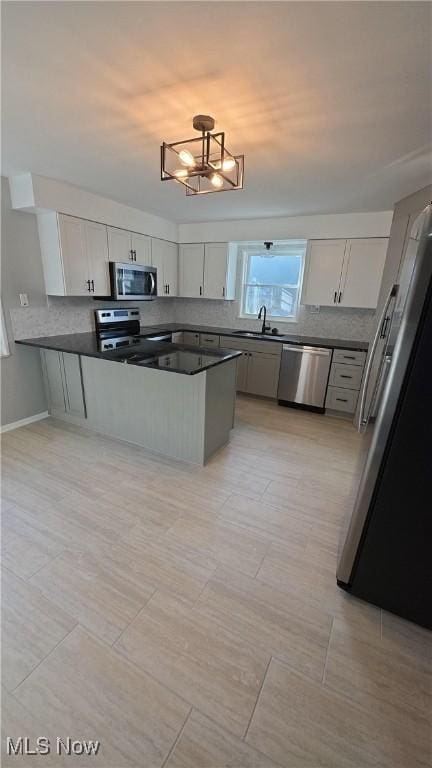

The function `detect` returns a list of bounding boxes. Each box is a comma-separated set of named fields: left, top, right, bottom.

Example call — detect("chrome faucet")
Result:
left=258, top=305, right=270, bottom=335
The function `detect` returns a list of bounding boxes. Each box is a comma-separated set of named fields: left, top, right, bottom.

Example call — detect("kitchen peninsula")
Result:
left=16, top=331, right=240, bottom=465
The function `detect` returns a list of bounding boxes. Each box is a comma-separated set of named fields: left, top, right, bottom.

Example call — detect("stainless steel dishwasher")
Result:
left=277, top=345, right=332, bottom=412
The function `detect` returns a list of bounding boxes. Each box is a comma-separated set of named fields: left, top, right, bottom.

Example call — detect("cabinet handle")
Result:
left=167, top=284, right=170, bottom=295
left=222, top=286, right=225, bottom=298
left=340, top=374, right=352, bottom=379
left=336, top=398, right=348, bottom=403
left=338, top=291, right=342, bottom=303
left=199, top=286, right=202, bottom=296
left=334, top=291, right=337, bottom=304
left=86, top=279, right=91, bottom=292
left=91, top=279, right=95, bottom=292
left=129, top=250, right=134, bottom=261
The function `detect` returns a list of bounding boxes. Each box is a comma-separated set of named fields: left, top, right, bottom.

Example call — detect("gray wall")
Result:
left=1, top=176, right=47, bottom=426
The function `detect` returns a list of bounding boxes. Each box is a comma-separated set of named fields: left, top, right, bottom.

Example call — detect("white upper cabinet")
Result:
left=301, top=240, right=346, bottom=306
left=38, top=212, right=109, bottom=296
left=179, top=244, right=205, bottom=298
left=339, top=239, right=388, bottom=308
left=179, top=242, right=236, bottom=300
left=131, top=232, right=151, bottom=265
left=107, top=227, right=150, bottom=265
left=302, top=238, right=388, bottom=308
left=107, top=226, right=132, bottom=263
left=203, top=243, right=236, bottom=300
left=85, top=220, right=111, bottom=296
left=151, top=238, right=178, bottom=296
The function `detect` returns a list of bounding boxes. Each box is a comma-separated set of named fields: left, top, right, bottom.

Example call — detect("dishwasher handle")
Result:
left=282, top=345, right=331, bottom=356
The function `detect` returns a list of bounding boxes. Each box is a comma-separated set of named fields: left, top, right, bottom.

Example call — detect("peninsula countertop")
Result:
left=16, top=332, right=241, bottom=375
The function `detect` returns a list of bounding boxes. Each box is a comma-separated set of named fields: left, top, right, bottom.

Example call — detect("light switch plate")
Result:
left=19, top=293, right=29, bottom=307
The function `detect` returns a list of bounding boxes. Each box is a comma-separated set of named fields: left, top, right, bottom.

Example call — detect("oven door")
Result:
left=110, top=262, right=157, bottom=300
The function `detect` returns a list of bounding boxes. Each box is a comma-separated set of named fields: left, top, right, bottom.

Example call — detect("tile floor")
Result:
left=1, top=396, right=431, bottom=767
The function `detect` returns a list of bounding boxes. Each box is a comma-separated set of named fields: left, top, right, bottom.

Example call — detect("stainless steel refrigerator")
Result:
left=337, top=205, right=432, bottom=628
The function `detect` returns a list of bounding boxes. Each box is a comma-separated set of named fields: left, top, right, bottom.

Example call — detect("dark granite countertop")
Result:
left=137, top=323, right=369, bottom=352
left=16, top=333, right=241, bottom=375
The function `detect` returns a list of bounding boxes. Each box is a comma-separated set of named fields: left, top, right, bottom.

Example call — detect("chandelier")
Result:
left=161, top=115, right=244, bottom=196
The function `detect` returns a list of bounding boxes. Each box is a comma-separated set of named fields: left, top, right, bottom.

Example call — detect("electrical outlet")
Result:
left=308, top=305, right=320, bottom=314
left=19, top=293, right=29, bottom=307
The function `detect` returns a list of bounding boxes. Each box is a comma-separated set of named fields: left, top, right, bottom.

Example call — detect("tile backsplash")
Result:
left=173, top=298, right=375, bottom=341
left=10, top=293, right=375, bottom=342
left=10, top=296, right=176, bottom=340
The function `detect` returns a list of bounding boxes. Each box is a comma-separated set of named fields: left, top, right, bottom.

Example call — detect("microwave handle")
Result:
left=150, top=272, right=156, bottom=295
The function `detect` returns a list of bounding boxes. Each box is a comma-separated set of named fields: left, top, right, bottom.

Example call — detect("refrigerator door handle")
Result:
left=356, top=284, right=398, bottom=432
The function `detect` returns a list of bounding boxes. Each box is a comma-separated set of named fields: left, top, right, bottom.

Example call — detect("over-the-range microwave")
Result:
left=109, top=262, right=157, bottom=301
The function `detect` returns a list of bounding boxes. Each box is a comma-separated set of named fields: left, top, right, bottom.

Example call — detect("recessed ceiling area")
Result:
left=2, top=1, right=431, bottom=222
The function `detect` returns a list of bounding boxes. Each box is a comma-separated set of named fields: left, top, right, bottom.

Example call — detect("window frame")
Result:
left=238, top=240, right=307, bottom=323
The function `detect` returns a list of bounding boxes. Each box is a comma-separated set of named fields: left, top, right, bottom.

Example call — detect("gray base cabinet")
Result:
left=220, top=336, right=281, bottom=399
left=41, top=350, right=86, bottom=421
left=246, top=352, right=281, bottom=398
left=325, top=347, right=365, bottom=416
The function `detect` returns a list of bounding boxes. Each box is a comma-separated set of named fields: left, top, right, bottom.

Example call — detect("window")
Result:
left=240, top=240, right=307, bottom=321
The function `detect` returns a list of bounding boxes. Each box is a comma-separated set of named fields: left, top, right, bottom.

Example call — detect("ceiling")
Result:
left=2, top=1, right=431, bottom=223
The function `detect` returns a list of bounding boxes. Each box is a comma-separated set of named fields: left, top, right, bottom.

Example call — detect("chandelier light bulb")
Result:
left=210, top=173, right=224, bottom=189
left=222, top=157, right=236, bottom=171
left=178, top=149, right=196, bottom=167
left=174, top=169, right=188, bottom=179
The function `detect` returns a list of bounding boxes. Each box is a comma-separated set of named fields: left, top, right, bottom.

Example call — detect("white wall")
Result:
left=10, top=173, right=178, bottom=242
left=178, top=211, right=392, bottom=243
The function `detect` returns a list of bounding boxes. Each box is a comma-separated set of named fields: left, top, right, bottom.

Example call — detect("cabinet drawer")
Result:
left=219, top=335, right=281, bottom=356
left=329, top=362, right=363, bottom=390
left=182, top=331, right=200, bottom=346
left=333, top=348, right=366, bottom=366
left=326, top=386, right=358, bottom=413
left=199, top=334, right=220, bottom=348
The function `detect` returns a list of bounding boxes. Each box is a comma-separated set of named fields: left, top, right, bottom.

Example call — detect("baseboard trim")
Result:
left=0, top=411, right=49, bottom=433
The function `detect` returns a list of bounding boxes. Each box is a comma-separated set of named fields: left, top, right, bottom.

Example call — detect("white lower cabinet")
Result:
left=42, top=350, right=86, bottom=421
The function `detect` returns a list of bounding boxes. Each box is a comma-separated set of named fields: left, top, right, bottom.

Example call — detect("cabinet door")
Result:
left=107, top=227, right=132, bottom=263
left=131, top=233, right=151, bottom=265
left=151, top=238, right=166, bottom=296
left=62, top=353, right=86, bottom=418
left=236, top=351, right=249, bottom=392
left=58, top=214, right=90, bottom=296
left=301, top=240, right=346, bottom=306
left=204, top=243, right=229, bottom=299
left=182, top=331, right=200, bottom=346
left=43, top=350, right=67, bottom=412
left=247, top=352, right=281, bottom=398
left=340, top=239, right=388, bottom=308
left=85, top=221, right=110, bottom=296
left=179, top=244, right=205, bottom=297
left=164, top=242, right=178, bottom=296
